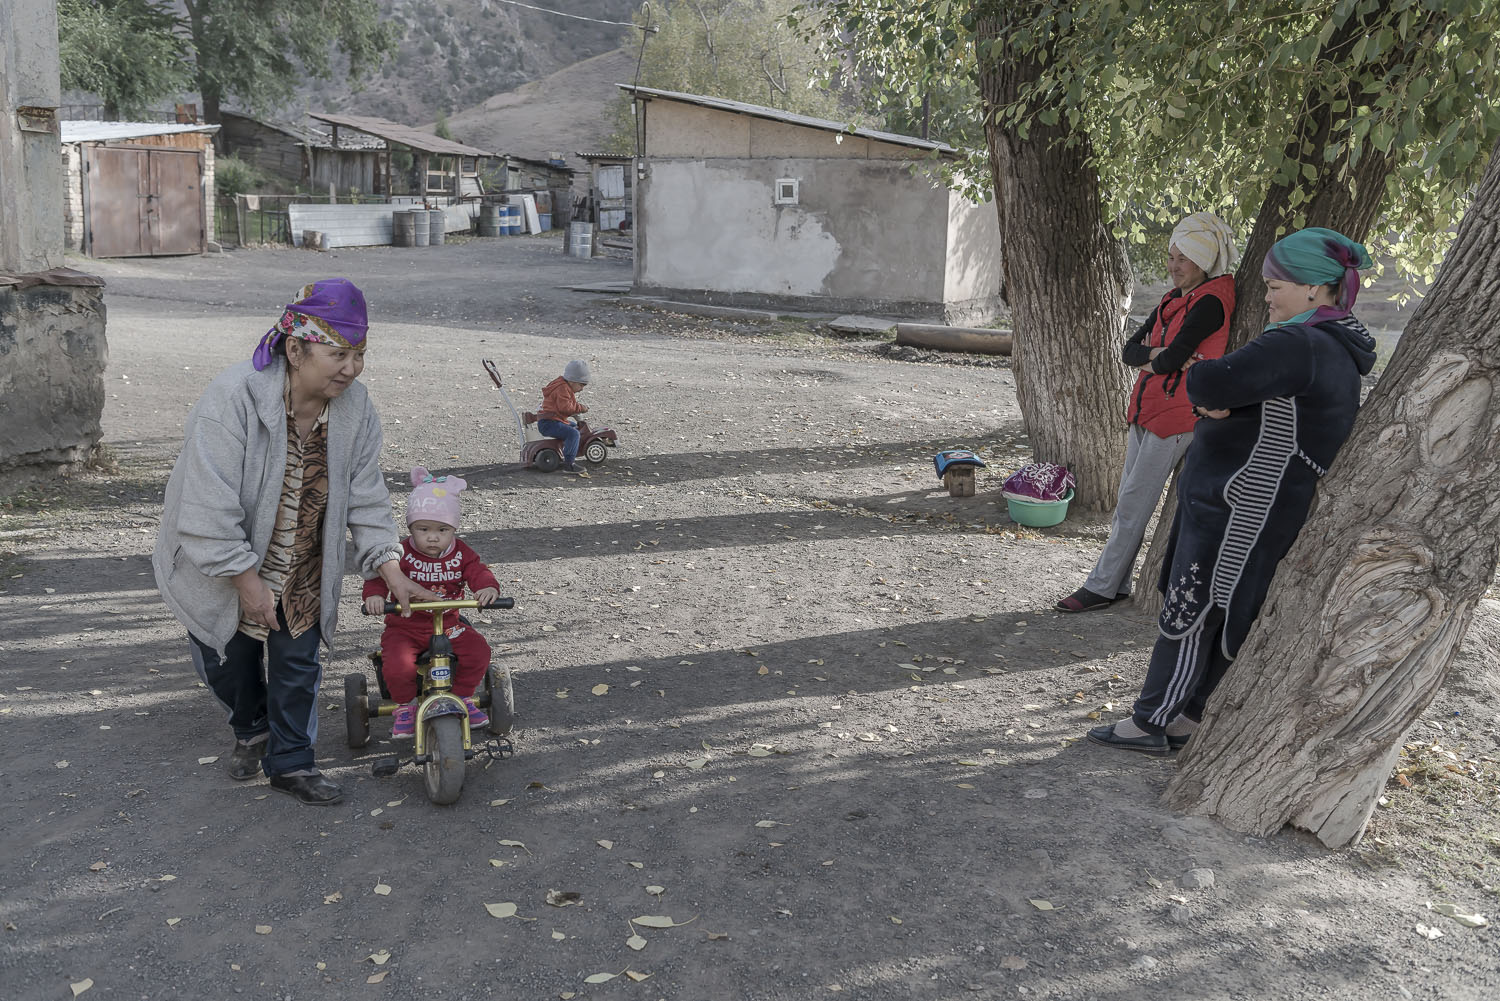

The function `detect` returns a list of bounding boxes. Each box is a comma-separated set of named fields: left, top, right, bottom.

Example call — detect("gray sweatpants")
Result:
left=1083, top=424, right=1193, bottom=598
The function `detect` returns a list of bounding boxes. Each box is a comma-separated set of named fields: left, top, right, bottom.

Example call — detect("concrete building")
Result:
left=622, top=86, right=1003, bottom=323
left=60, top=121, right=218, bottom=256
left=1, top=0, right=107, bottom=486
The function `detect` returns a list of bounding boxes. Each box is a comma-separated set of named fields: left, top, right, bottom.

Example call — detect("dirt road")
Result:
left=1, top=238, right=1493, bottom=1001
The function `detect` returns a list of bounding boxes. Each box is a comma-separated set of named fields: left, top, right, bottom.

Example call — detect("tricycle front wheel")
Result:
left=422, top=714, right=465, bottom=805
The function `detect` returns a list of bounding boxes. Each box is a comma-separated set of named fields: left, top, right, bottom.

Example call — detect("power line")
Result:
left=493, top=0, right=658, bottom=31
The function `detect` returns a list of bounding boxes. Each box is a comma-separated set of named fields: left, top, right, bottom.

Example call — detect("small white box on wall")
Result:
left=773, top=178, right=799, bottom=205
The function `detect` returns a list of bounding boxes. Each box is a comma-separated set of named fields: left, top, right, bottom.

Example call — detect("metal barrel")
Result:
left=428, top=208, right=446, bottom=245
left=410, top=208, right=430, bottom=247
left=392, top=209, right=417, bottom=247
left=478, top=203, right=501, bottom=237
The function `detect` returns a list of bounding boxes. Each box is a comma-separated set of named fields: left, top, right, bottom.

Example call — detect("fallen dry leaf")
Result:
left=631, top=914, right=696, bottom=928
left=754, top=820, right=787, bottom=828
left=592, top=684, right=609, bottom=696
left=489, top=798, right=510, bottom=807
left=546, top=890, right=582, bottom=907
left=1415, top=922, right=1444, bottom=940
left=488, top=859, right=508, bottom=868
left=596, top=839, right=614, bottom=850
left=625, top=970, right=652, bottom=982
left=373, top=883, right=392, bottom=896
left=645, top=885, right=665, bottom=896
left=1029, top=899, right=1059, bottom=911
left=485, top=902, right=519, bottom=919
left=707, top=932, right=730, bottom=941
left=254, top=925, right=272, bottom=935
left=368, top=950, right=391, bottom=965
left=551, top=930, right=566, bottom=941
left=1429, top=902, right=1489, bottom=928
left=324, top=891, right=342, bottom=904
left=196, top=756, right=218, bottom=765
left=583, top=972, right=618, bottom=984
left=88, top=862, right=106, bottom=872
left=626, top=934, right=647, bottom=951
left=70, top=980, right=93, bottom=997
left=1000, top=955, right=1027, bottom=970
left=166, top=918, right=181, bottom=927
left=367, top=971, right=388, bottom=984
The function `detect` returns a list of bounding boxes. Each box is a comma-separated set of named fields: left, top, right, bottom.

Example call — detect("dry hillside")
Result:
left=433, top=47, right=637, bottom=160
left=301, top=0, right=640, bottom=125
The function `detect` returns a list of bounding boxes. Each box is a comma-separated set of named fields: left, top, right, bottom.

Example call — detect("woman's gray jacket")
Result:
left=153, top=358, right=401, bottom=655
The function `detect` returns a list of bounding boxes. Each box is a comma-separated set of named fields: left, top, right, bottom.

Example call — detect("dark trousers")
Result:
left=538, top=418, right=581, bottom=464
left=189, top=607, right=324, bottom=776
left=1131, top=606, right=1233, bottom=735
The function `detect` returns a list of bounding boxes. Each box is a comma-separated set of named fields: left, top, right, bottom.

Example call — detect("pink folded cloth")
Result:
left=1001, top=462, right=1075, bottom=502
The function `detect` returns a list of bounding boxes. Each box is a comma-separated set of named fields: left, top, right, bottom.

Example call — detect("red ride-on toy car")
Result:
left=482, top=358, right=619, bottom=471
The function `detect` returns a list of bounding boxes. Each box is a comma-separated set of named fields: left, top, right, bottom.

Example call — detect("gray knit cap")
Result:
left=563, top=359, right=591, bottom=384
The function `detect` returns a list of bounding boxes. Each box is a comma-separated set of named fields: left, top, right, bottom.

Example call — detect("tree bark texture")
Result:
left=1165, top=140, right=1500, bottom=848
left=974, top=8, right=1131, bottom=512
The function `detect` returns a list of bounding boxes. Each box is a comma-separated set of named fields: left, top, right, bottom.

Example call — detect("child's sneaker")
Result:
left=391, top=703, right=416, bottom=738
left=463, top=697, right=490, bottom=728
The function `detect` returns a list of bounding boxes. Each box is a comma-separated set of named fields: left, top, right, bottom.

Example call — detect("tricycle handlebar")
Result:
left=365, top=597, right=515, bottom=616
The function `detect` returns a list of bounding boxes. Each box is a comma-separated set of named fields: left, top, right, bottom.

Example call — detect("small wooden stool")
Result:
left=943, top=466, right=976, bottom=497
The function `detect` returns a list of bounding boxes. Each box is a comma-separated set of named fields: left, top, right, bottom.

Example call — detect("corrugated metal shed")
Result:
left=60, top=121, right=219, bottom=143
left=307, top=112, right=493, bottom=157
left=618, top=85, right=958, bottom=156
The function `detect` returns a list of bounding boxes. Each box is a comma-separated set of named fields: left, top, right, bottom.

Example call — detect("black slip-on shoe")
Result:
left=269, top=771, right=344, bottom=805
left=1056, top=587, right=1117, bottom=613
left=1086, top=723, right=1169, bottom=756
left=1167, top=733, right=1192, bottom=752
left=227, top=738, right=267, bottom=781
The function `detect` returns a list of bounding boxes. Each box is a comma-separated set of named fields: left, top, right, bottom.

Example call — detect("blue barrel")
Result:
left=538, top=213, right=551, bottom=231
left=506, top=204, right=522, bottom=235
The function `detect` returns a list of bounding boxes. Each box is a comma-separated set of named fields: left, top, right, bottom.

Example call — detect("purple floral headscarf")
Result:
left=252, top=278, right=369, bottom=370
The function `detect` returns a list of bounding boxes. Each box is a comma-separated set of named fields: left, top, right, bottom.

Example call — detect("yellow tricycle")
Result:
left=345, top=597, right=516, bottom=805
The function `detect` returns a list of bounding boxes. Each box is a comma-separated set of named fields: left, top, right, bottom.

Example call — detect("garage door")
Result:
left=83, top=146, right=205, bottom=257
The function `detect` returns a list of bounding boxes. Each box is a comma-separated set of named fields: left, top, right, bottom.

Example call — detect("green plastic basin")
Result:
left=1005, top=488, right=1074, bottom=528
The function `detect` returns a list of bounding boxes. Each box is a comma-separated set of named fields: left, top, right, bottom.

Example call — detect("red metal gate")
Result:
left=82, top=146, right=206, bottom=257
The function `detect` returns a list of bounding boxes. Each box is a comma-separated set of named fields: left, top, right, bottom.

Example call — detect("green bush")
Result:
left=215, top=155, right=265, bottom=200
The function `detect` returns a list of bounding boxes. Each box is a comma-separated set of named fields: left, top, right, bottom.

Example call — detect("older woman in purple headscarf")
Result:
left=154, top=279, right=434, bottom=805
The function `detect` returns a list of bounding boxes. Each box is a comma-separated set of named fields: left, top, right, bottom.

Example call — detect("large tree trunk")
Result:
left=1164, top=139, right=1500, bottom=848
left=974, top=7, right=1131, bottom=512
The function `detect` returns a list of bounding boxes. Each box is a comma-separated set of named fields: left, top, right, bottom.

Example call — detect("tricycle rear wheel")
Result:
left=344, top=674, right=370, bottom=748
left=422, top=714, right=465, bottom=805
left=483, top=664, right=516, bottom=736
left=534, top=448, right=561, bottom=473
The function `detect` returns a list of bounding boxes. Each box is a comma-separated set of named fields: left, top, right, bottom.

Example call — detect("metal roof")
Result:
left=618, top=85, right=957, bottom=156
left=575, top=151, right=632, bottom=162
left=308, top=112, right=494, bottom=157
left=60, top=121, right=219, bottom=143
left=219, top=110, right=330, bottom=148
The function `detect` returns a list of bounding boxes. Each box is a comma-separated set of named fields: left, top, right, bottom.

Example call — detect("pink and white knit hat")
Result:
left=406, top=466, right=467, bottom=529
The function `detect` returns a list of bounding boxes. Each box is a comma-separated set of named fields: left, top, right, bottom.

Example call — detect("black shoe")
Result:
left=1167, top=733, right=1192, bottom=752
left=563, top=462, right=580, bottom=472
left=1056, top=587, right=1117, bottom=613
left=268, top=770, right=344, bottom=805
left=227, top=737, right=266, bottom=781
left=1086, top=723, right=1169, bottom=756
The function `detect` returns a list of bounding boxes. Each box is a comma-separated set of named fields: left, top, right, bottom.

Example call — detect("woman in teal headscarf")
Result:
left=1089, top=228, right=1378, bottom=754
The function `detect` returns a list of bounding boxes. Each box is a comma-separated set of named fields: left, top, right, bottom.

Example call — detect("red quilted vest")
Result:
left=1126, top=274, right=1234, bottom=437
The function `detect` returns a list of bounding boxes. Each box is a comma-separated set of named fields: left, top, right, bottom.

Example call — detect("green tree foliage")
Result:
left=810, top=0, right=1500, bottom=286
left=434, top=110, right=454, bottom=141
left=608, top=0, right=852, bottom=150
left=180, top=0, right=398, bottom=123
left=57, top=0, right=193, bottom=119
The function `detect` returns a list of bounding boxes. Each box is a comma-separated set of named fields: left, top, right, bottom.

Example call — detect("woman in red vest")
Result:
left=1057, top=213, right=1238, bottom=612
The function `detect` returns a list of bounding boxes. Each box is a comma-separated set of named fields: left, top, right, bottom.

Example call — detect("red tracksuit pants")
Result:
left=379, top=623, right=491, bottom=703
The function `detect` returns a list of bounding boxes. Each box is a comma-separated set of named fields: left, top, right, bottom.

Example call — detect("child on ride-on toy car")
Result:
left=362, top=467, right=500, bottom=738
left=536, top=359, right=591, bottom=472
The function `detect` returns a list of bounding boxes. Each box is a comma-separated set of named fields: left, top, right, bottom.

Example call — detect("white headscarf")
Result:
left=1169, top=212, right=1239, bottom=278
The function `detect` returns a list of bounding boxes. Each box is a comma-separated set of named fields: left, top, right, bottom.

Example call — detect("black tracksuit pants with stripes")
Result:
left=1131, top=606, right=1233, bottom=735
